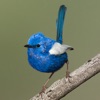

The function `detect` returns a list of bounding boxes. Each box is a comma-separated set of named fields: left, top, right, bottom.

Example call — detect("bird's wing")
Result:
left=56, top=5, right=67, bottom=44
left=49, top=42, right=73, bottom=55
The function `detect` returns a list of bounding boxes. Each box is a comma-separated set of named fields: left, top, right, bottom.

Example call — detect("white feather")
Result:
left=49, top=42, right=72, bottom=55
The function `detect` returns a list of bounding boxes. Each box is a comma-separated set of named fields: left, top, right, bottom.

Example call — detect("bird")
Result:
left=24, top=5, right=74, bottom=93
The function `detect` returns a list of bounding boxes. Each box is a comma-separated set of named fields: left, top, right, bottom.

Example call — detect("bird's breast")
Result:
left=28, top=49, right=68, bottom=73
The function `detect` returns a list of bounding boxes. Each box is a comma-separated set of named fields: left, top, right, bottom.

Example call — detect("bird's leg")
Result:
left=39, top=72, right=54, bottom=94
left=66, top=61, right=71, bottom=82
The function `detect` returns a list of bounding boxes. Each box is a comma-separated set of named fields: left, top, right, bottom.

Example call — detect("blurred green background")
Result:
left=0, top=0, right=100, bottom=100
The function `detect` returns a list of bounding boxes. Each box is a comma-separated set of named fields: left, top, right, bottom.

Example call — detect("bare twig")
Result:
left=30, top=54, right=100, bottom=100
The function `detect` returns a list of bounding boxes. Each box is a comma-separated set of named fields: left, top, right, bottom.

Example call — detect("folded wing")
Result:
left=49, top=42, right=73, bottom=55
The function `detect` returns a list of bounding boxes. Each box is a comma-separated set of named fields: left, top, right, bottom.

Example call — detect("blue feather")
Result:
left=56, top=5, right=67, bottom=44
left=24, top=5, right=73, bottom=92
left=26, top=32, right=67, bottom=73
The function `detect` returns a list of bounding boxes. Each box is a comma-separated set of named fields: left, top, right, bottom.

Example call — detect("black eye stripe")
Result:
left=36, top=44, right=40, bottom=47
left=24, top=44, right=40, bottom=48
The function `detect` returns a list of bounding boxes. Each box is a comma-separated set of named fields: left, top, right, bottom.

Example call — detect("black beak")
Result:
left=24, top=44, right=33, bottom=48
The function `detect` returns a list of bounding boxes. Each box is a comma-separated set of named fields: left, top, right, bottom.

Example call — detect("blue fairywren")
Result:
left=24, top=5, right=74, bottom=93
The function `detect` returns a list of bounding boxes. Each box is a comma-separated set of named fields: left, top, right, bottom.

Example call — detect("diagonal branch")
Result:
left=30, top=54, right=100, bottom=100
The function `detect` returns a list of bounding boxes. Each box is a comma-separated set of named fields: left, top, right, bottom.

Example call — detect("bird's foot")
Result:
left=39, top=85, right=47, bottom=96
left=66, top=71, right=71, bottom=83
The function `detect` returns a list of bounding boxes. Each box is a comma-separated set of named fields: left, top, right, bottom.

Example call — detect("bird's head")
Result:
left=24, top=32, right=45, bottom=48
left=24, top=32, right=54, bottom=55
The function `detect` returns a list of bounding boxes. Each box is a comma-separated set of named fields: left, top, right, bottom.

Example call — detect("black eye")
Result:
left=36, top=44, right=40, bottom=47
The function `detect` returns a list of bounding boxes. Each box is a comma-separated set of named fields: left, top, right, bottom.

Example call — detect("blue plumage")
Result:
left=27, top=32, right=67, bottom=72
left=56, top=5, right=67, bottom=44
left=24, top=5, right=73, bottom=93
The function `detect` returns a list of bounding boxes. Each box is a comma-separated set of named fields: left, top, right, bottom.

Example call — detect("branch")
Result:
left=30, top=54, right=100, bottom=100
